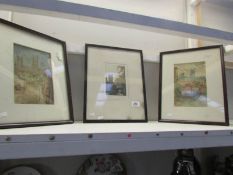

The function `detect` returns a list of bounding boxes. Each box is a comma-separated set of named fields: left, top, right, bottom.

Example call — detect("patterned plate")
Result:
left=2, top=166, right=41, bottom=175
left=77, top=154, right=127, bottom=175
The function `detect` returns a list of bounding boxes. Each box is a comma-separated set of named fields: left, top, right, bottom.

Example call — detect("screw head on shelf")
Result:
left=5, top=136, right=11, bottom=142
left=49, top=135, right=55, bottom=141
left=127, top=133, right=132, bottom=138
left=88, top=134, right=93, bottom=139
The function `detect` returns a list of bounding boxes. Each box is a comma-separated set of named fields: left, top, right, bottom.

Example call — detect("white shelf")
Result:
left=0, top=121, right=232, bottom=135
left=0, top=122, right=233, bottom=160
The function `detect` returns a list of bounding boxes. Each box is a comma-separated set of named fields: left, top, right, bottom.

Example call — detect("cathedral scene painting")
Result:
left=174, top=61, right=207, bottom=107
left=105, top=64, right=127, bottom=96
left=14, top=44, right=54, bottom=104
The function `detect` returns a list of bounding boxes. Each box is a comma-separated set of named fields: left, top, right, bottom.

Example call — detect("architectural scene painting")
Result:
left=14, top=44, right=54, bottom=104
left=105, top=63, right=127, bottom=96
left=174, top=61, right=207, bottom=107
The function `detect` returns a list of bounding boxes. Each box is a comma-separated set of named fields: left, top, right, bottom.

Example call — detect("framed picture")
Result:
left=159, top=45, right=229, bottom=125
left=0, top=18, right=73, bottom=128
left=84, top=44, right=147, bottom=122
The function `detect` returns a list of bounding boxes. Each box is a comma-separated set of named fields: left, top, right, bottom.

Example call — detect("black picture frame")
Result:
left=159, top=45, right=229, bottom=126
left=84, top=44, right=148, bottom=123
left=0, top=18, right=74, bottom=129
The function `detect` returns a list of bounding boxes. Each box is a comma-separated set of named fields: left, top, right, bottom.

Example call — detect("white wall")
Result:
left=201, top=1, right=233, bottom=33
left=0, top=0, right=232, bottom=61
left=10, top=12, right=187, bottom=62
left=0, top=0, right=188, bottom=62
left=200, top=1, right=233, bottom=60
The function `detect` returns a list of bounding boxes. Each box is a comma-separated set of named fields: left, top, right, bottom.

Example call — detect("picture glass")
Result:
left=85, top=45, right=147, bottom=122
left=160, top=46, right=228, bottom=125
left=0, top=20, right=72, bottom=128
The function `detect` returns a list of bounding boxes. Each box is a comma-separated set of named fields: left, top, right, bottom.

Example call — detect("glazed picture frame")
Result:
left=159, top=45, right=229, bottom=126
left=84, top=44, right=147, bottom=123
left=0, top=18, right=73, bottom=128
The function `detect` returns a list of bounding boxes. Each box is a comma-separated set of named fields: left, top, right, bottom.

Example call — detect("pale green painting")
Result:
left=14, top=44, right=54, bottom=104
left=174, top=61, right=207, bottom=107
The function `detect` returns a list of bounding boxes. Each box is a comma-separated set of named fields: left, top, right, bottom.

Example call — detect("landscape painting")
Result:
left=105, top=63, right=127, bottom=96
left=174, top=61, right=207, bottom=107
left=14, top=44, right=54, bottom=104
